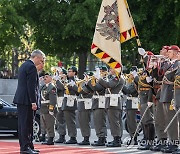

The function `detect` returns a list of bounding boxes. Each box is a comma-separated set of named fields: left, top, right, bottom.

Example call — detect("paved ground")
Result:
left=0, top=129, right=162, bottom=154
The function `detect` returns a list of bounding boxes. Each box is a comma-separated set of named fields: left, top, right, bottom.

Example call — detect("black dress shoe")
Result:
left=20, top=147, right=39, bottom=154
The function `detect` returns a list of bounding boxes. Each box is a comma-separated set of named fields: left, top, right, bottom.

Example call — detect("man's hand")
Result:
left=49, top=111, right=54, bottom=116
left=52, top=75, right=59, bottom=81
left=32, top=103, right=37, bottom=110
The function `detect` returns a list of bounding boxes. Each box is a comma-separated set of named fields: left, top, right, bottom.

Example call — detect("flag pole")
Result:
left=124, top=0, right=147, bottom=70
left=125, top=0, right=141, bottom=47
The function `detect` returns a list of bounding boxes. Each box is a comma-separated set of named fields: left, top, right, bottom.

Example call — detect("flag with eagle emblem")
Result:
left=91, top=0, right=138, bottom=73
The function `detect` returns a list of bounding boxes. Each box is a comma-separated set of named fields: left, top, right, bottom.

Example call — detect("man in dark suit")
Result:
left=13, top=50, right=45, bottom=154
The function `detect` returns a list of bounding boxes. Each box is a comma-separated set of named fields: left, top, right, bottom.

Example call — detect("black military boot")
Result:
left=91, top=137, right=106, bottom=146
left=150, top=138, right=167, bottom=151
left=65, top=137, right=77, bottom=144
left=78, top=137, right=90, bottom=145
left=172, top=148, right=180, bottom=154
left=138, top=124, right=155, bottom=150
left=42, top=137, right=54, bottom=145
left=39, top=134, right=46, bottom=142
left=94, top=138, right=107, bottom=143
left=106, top=136, right=121, bottom=147
left=161, top=141, right=179, bottom=153
left=55, top=135, right=66, bottom=143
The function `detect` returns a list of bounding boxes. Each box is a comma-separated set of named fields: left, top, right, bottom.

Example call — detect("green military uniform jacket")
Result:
left=62, top=77, right=78, bottom=111
left=134, top=74, right=153, bottom=104
left=77, top=82, right=93, bottom=111
left=160, top=60, right=179, bottom=103
left=174, top=62, right=180, bottom=107
left=40, top=82, right=57, bottom=114
left=87, top=78, right=106, bottom=109
left=98, top=75, right=125, bottom=109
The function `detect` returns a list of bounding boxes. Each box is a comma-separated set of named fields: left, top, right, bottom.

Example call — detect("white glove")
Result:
left=131, top=70, right=138, bottom=78
left=146, top=76, right=153, bottom=83
left=147, top=102, right=153, bottom=107
left=52, top=75, right=59, bottom=81
left=138, top=48, right=146, bottom=56
left=68, top=80, right=75, bottom=87
left=49, top=111, right=54, bottom=116
left=94, top=68, right=101, bottom=79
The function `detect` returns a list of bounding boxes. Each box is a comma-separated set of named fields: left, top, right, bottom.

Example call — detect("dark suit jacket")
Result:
left=13, top=60, right=40, bottom=107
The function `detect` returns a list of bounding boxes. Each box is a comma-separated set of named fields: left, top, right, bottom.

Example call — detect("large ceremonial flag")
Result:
left=91, top=0, right=139, bottom=73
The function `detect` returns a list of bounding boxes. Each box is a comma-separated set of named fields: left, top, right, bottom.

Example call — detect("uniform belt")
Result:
left=93, top=95, right=104, bottom=99
left=105, top=94, right=120, bottom=97
left=78, top=98, right=92, bottom=102
left=64, top=94, right=77, bottom=99
left=127, top=96, right=138, bottom=100
left=139, top=88, right=150, bottom=91
left=41, top=100, right=49, bottom=104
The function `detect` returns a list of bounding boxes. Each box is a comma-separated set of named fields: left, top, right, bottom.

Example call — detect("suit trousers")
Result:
left=107, top=109, right=122, bottom=137
left=64, top=110, right=77, bottom=137
left=163, top=102, right=178, bottom=141
left=41, top=114, right=55, bottom=137
left=17, top=105, right=34, bottom=151
left=153, top=101, right=167, bottom=140
left=78, top=110, right=91, bottom=137
left=93, top=109, right=107, bottom=138
left=56, top=109, right=66, bottom=136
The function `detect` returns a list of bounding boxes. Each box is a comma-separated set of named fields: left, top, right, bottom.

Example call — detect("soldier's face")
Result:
left=160, top=48, right=168, bottom=56
left=109, top=68, right=115, bottom=75
left=44, top=75, right=52, bottom=84
left=168, top=50, right=177, bottom=59
left=68, top=69, right=75, bottom=77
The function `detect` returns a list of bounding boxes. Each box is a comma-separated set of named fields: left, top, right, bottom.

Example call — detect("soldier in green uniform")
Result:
left=132, top=69, right=155, bottom=150
left=62, top=66, right=79, bottom=144
left=159, top=45, right=179, bottom=153
left=149, top=46, right=169, bottom=151
left=41, top=73, right=57, bottom=145
left=54, top=68, right=67, bottom=143
left=87, top=67, right=107, bottom=146
left=172, top=47, right=180, bottom=154
left=77, top=72, right=93, bottom=145
left=98, top=68, right=125, bottom=147
left=122, top=73, right=138, bottom=145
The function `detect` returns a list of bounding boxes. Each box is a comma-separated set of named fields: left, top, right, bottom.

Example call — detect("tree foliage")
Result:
left=0, top=0, right=179, bottom=74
